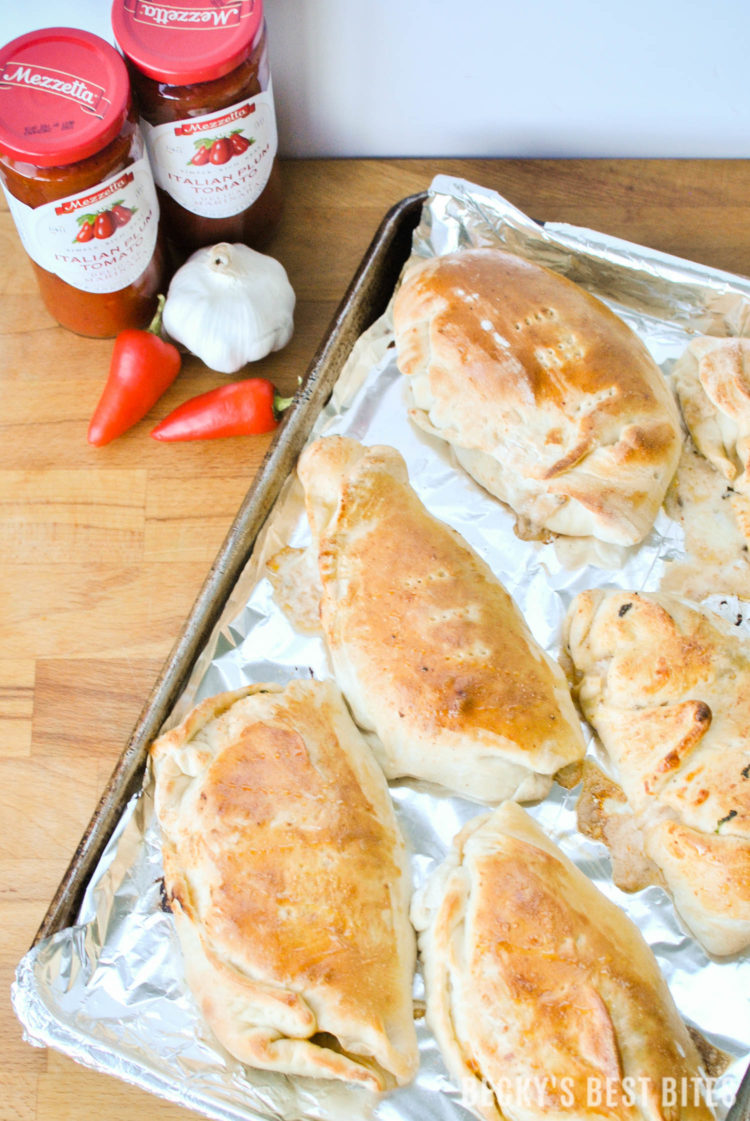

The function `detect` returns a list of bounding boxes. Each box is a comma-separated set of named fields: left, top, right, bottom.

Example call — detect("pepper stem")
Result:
left=274, top=394, right=295, bottom=417
left=147, top=294, right=167, bottom=337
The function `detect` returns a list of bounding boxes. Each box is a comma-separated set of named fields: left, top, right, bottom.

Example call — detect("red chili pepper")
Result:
left=209, top=137, right=232, bottom=165
left=150, top=379, right=293, bottom=442
left=87, top=295, right=182, bottom=447
left=94, top=210, right=115, bottom=239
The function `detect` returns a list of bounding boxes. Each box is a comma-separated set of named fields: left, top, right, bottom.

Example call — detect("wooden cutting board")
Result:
left=3, top=156, right=750, bottom=1121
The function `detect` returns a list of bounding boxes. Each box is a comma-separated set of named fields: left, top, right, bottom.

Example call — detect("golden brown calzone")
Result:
left=412, top=801, right=714, bottom=1121
left=296, top=435, right=586, bottom=803
left=150, top=678, right=418, bottom=1090
left=565, top=588, right=750, bottom=957
left=392, top=248, right=682, bottom=545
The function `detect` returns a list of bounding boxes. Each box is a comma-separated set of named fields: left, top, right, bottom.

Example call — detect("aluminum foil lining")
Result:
left=12, top=174, right=750, bottom=1121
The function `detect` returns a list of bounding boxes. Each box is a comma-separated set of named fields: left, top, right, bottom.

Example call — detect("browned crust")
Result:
left=393, top=249, right=682, bottom=545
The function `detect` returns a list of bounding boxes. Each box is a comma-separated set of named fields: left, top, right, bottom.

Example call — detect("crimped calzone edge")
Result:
left=670, top=335, right=750, bottom=492
left=411, top=801, right=714, bottom=1121
left=150, top=677, right=418, bottom=1090
left=564, top=588, right=750, bottom=957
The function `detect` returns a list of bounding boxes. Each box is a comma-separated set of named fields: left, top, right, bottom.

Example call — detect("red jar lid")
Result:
left=111, top=0, right=264, bottom=86
left=0, top=27, right=130, bottom=168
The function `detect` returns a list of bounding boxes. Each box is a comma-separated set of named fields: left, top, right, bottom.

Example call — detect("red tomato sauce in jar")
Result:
left=0, top=27, right=165, bottom=338
left=111, top=0, right=283, bottom=254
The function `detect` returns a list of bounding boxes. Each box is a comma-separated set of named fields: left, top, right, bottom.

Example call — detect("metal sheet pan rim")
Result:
left=30, top=189, right=427, bottom=950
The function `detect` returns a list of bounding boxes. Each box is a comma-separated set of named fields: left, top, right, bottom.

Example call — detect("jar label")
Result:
left=2, top=155, right=160, bottom=294
left=140, top=88, right=277, bottom=219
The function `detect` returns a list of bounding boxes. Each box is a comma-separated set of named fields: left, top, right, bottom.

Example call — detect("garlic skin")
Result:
left=162, top=242, right=295, bottom=374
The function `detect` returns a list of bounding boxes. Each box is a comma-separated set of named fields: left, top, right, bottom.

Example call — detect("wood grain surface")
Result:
left=3, top=157, right=750, bottom=1120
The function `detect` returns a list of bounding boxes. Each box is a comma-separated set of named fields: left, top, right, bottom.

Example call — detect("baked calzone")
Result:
left=412, top=801, right=714, bottom=1121
left=670, top=335, right=750, bottom=493
left=392, top=248, right=682, bottom=546
left=565, top=588, right=750, bottom=957
left=150, top=677, right=418, bottom=1090
left=296, top=435, right=586, bottom=802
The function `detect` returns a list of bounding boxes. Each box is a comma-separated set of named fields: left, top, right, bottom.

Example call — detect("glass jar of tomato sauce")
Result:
left=0, top=27, right=165, bottom=338
left=111, top=0, right=283, bottom=254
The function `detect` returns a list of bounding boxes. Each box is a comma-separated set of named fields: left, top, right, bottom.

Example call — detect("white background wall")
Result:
left=2, top=1, right=749, bottom=158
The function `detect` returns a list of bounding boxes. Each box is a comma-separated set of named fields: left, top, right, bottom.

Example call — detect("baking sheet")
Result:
left=13, top=174, right=750, bottom=1121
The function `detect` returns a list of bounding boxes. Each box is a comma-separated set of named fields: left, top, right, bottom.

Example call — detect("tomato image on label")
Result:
left=229, top=130, right=250, bottom=155
left=75, top=219, right=96, bottom=243
left=189, top=144, right=210, bottom=167
left=188, top=131, right=254, bottom=166
left=94, top=211, right=116, bottom=239
left=73, top=201, right=135, bottom=243
left=110, top=201, right=134, bottom=227
left=209, top=137, right=232, bottom=165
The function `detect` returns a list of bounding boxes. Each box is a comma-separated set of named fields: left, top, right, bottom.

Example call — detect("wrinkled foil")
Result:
left=13, top=175, right=750, bottom=1121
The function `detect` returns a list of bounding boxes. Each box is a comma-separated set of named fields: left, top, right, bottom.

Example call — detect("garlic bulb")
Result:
left=162, top=242, right=295, bottom=374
